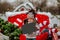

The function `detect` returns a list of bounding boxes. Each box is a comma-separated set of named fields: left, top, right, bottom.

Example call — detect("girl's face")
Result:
left=28, top=18, right=34, bottom=23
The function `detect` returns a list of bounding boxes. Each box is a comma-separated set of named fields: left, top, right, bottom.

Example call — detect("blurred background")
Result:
left=0, top=0, right=60, bottom=40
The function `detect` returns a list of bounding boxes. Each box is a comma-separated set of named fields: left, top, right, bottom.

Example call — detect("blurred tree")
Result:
left=58, top=3, right=60, bottom=15
left=0, top=2, right=13, bottom=14
left=57, top=0, right=60, bottom=3
left=47, top=7, right=59, bottom=15
left=0, top=18, right=22, bottom=40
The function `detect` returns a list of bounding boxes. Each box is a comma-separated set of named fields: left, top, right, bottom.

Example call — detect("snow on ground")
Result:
left=50, top=16, right=60, bottom=27
left=0, top=14, right=7, bottom=21
left=0, top=33, right=9, bottom=40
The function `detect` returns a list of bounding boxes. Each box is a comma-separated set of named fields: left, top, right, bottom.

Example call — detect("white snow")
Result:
left=5, top=11, right=28, bottom=17
left=0, top=33, right=9, bottom=40
left=50, top=16, right=60, bottom=27
left=0, top=14, right=7, bottom=21
left=46, top=0, right=58, bottom=7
